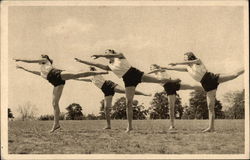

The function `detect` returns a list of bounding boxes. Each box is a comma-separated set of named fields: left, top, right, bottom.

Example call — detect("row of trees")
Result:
left=99, top=97, right=149, bottom=120
left=9, top=89, right=245, bottom=120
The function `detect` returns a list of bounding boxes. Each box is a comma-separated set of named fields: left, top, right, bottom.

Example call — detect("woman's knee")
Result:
left=105, top=107, right=110, bottom=113
left=52, top=100, right=59, bottom=108
left=126, top=99, right=133, bottom=106
left=207, top=98, right=215, bottom=111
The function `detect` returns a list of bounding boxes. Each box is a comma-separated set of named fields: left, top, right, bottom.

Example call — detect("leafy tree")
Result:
left=149, top=92, right=169, bottom=119
left=188, top=89, right=224, bottom=119
left=17, top=101, right=38, bottom=121
left=86, top=113, right=98, bottom=120
left=8, top=108, right=14, bottom=119
left=149, top=92, right=183, bottom=119
left=174, top=94, right=183, bottom=119
left=65, top=103, right=84, bottom=120
left=38, top=113, right=65, bottom=120
left=182, top=105, right=192, bottom=119
left=132, top=100, right=148, bottom=120
left=224, top=90, right=244, bottom=119
left=110, top=97, right=148, bottom=120
left=111, top=97, right=127, bottom=119
left=98, top=99, right=106, bottom=120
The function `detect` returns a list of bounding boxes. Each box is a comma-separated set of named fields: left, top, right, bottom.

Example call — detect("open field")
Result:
left=8, top=119, right=244, bottom=154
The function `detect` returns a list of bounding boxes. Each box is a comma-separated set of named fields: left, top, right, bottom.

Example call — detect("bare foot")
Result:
left=50, top=125, right=60, bottom=133
left=168, top=126, right=176, bottom=130
left=237, top=68, right=244, bottom=76
left=125, top=128, right=133, bottom=133
left=202, top=128, right=214, bottom=133
left=103, top=126, right=111, bottom=130
left=168, top=126, right=177, bottom=132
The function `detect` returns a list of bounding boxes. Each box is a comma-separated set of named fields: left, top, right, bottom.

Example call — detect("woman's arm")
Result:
left=151, top=64, right=187, bottom=72
left=13, top=58, right=46, bottom=64
left=161, top=66, right=188, bottom=72
left=74, top=58, right=111, bottom=71
left=147, top=69, right=165, bottom=74
left=16, top=65, right=41, bottom=76
left=91, top=53, right=124, bottom=59
left=73, top=78, right=92, bottom=82
left=169, top=59, right=201, bottom=66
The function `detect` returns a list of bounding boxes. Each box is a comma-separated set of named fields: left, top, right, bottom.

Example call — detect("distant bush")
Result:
left=86, top=114, right=98, bottom=120
left=38, top=113, right=65, bottom=121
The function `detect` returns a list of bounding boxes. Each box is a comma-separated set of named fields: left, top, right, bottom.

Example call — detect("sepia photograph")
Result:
left=1, top=0, right=249, bottom=159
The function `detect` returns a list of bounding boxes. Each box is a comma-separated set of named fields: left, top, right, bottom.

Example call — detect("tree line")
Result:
left=8, top=89, right=245, bottom=120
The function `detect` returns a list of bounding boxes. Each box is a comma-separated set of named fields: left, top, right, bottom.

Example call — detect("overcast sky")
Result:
left=8, top=5, right=245, bottom=118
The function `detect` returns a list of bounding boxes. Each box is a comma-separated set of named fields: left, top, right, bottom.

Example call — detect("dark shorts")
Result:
left=47, top=69, right=65, bottom=87
left=163, top=81, right=181, bottom=95
left=122, top=67, right=144, bottom=87
left=200, top=72, right=220, bottom=92
left=101, top=80, right=118, bottom=97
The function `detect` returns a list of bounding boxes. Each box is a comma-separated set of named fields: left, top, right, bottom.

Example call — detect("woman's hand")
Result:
left=16, top=65, right=24, bottom=70
left=91, top=55, right=100, bottom=59
left=168, top=63, right=177, bottom=66
left=174, top=78, right=181, bottom=83
left=13, top=58, right=21, bottom=62
left=151, top=64, right=161, bottom=68
left=74, top=58, right=82, bottom=62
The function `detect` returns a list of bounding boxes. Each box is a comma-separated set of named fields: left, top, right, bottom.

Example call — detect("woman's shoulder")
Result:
left=118, top=53, right=126, bottom=59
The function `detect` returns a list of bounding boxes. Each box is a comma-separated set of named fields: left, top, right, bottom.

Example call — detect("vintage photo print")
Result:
left=1, top=0, right=249, bottom=159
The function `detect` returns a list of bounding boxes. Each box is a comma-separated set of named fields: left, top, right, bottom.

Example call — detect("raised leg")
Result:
left=141, top=74, right=180, bottom=84
left=60, top=71, right=108, bottom=80
left=180, top=84, right=201, bottom=90
left=114, top=85, right=151, bottom=96
left=218, top=68, right=244, bottom=83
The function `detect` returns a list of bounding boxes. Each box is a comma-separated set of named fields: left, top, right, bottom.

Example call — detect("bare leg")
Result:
left=168, top=95, right=176, bottom=130
left=125, top=86, right=136, bottom=133
left=60, top=71, right=108, bottom=80
left=114, top=85, right=151, bottom=96
left=141, top=74, right=180, bottom=84
left=104, top=96, right=112, bottom=129
left=50, top=85, right=64, bottom=133
left=180, top=84, right=201, bottom=90
left=218, top=68, right=244, bottom=83
left=113, top=85, right=126, bottom=94
left=202, top=89, right=216, bottom=133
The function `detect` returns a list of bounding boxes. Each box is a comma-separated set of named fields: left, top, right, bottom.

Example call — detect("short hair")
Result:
left=41, top=54, right=53, bottom=64
left=89, top=66, right=97, bottom=71
left=184, top=52, right=197, bottom=61
left=150, top=64, right=160, bottom=70
left=105, top=49, right=116, bottom=54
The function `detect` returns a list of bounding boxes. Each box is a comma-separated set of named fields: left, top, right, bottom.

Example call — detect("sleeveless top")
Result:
left=186, top=60, right=207, bottom=82
left=91, top=75, right=106, bottom=89
left=108, top=58, right=131, bottom=78
left=40, top=61, right=53, bottom=79
left=154, top=70, right=171, bottom=86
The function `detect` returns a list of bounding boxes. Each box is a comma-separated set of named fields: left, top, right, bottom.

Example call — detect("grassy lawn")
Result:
left=8, top=119, right=244, bottom=154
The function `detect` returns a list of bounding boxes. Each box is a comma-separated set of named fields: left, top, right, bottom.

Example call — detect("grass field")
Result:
left=8, top=119, right=244, bottom=154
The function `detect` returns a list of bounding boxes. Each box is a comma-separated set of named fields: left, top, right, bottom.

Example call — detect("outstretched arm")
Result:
left=169, top=59, right=201, bottom=66
left=91, top=53, right=124, bottom=59
left=73, top=78, right=92, bottom=82
left=161, top=66, right=188, bottom=72
left=16, top=65, right=40, bottom=76
left=13, top=58, right=45, bottom=64
left=151, top=64, right=187, bottom=72
left=74, top=58, right=111, bottom=71
left=147, top=69, right=165, bottom=74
